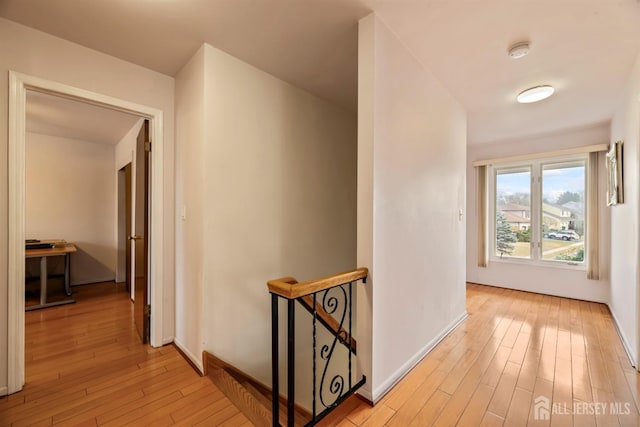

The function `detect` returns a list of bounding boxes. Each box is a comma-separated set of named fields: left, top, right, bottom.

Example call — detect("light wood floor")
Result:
left=319, top=283, right=640, bottom=427
left=2, top=283, right=640, bottom=426
left=0, top=282, right=250, bottom=426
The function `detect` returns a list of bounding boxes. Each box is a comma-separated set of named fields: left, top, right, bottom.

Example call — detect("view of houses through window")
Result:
left=496, top=168, right=531, bottom=258
left=494, top=159, right=586, bottom=264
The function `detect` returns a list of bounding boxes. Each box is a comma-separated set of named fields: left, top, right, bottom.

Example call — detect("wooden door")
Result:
left=132, top=120, right=150, bottom=344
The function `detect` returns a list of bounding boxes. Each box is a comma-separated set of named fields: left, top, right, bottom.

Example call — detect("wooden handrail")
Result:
left=298, top=295, right=357, bottom=354
left=267, top=268, right=368, bottom=299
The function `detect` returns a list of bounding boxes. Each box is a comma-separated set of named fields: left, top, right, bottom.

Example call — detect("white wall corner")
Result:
left=371, top=310, right=469, bottom=403
left=357, top=384, right=373, bottom=403
left=609, top=304, right=638, bottom=368
left=174, top=338, right=204, bottom=374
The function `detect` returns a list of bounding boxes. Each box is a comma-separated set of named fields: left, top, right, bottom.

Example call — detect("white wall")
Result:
left=174, top=43, right=358, bottom=391
left=467, top=124, right=611, bottom=303
left=26, top=133, right=116, bottom=285
left=610, top=52, right=640, bottom=367
left=174, top=46, right=205, bottom=368
left=0, top=17, right=176, bottom=392
left=115, top=118, right=143, bottom=171
left=357, top=14, right=468, bottom=402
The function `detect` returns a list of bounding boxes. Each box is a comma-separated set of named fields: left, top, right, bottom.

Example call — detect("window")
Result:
left=495, top=167, right=531, bottom=258
left=490, top=156, right=587, bottom=267
left=541, top=162, right=585, bottom=262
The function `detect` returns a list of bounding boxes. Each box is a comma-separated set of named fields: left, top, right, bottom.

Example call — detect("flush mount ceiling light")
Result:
left=508, top=41, right=530, bottom=59
left=517, top=85, right=555, bottom=103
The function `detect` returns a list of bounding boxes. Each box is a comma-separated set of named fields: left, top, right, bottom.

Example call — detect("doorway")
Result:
left=8, top=72, right=166, bottom=394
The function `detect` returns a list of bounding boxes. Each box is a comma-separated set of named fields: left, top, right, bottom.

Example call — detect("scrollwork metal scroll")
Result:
left=318, top=285, right=348, bottom=409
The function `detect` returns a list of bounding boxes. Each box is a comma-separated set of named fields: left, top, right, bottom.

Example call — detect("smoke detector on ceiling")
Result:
left=508, top=42, right=530, bottom=59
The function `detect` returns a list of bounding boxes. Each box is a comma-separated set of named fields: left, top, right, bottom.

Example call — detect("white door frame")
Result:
left=8, top=71, right=165, bottom=394
left=637, top=97, right=640, bottom=374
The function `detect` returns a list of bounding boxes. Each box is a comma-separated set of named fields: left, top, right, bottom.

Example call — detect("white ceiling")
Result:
left=4, top=0, right=640, bottom=145
left=26, top=91, right=141, bottom=145
left=366, top=0, right=640, bottom=144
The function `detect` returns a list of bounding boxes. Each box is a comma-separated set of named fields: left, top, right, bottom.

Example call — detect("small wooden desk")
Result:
left=26, top=243, right=77, bottom=311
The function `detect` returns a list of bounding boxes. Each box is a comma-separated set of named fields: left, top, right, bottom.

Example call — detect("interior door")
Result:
left=132, top=120, right=150, bottom=344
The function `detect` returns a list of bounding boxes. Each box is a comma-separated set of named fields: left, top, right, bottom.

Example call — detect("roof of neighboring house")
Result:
left=500, top=211, right=531, bottom=224
left=543, top=203, right=567, bottom=216
left=542, top=210, right=567, bottom=222
left=499, top=203, right=529, bottom=212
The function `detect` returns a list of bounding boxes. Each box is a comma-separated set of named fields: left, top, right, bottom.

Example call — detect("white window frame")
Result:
left=489, top=154, right=588, bottom=270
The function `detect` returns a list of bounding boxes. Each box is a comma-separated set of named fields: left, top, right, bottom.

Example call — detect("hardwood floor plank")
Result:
left=383, top=356, right=440, bottom=409
left=516, top=343, right=541, bottom=392
left=481, top=345, right=512, bottom=388
left=591, top=387, right=619, bottom=427
left=316, top=395, right=365, bottom=427
left=101, top=390, right=184, bottom=426
left=537, top=325, right=558, bottom=383
left=51, top=389, right=147, bottom=424
left=334, top=419, right=357, bottom=427
left=345, top=398, right=391, bottom=426
left=624, top=371, right=640, bottom=413
left=432, top=352, right=491, bottom=426
left=359, top=404, right=395, bottom=427
left=527, top=377, right=554, bottom=426
left=439, top=334, right=502, bottom=396
left=479, top=411, right=505, bottom=427
left=551, top=347, right=573, bottom=426
left=572, top=354, right=593, bottom=403
left=173, top=397, right=235, bottom=426
left=486, top=361, right=520, bottom=418
left=456, top=382, right=495, bottom=426
left=572, top=400, right=597, bottom=427
left=215, top=410, right=251, bottom=426
left=386, top=369, right=448, bottom=426
left=407, top=390, right=450, bottom=427
left=503, top=386, right=531, bottom=426
left=128, top=386, right=229, bottom=426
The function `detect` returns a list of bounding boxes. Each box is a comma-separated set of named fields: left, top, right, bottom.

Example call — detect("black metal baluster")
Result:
left=271, top=294, right=279, bottom=427
left=348, top=282, right=352, bottom=390
left=312, top=292, right=317, bottom=421
left=318, top=287, right=347, bottom=411
left=287, top=299, right=295, bottom=427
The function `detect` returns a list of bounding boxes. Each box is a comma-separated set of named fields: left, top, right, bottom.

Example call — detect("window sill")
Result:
left=490, top=256, right=587, bottom=271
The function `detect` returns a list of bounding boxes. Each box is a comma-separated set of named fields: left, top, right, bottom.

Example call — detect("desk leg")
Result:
left=40, top=256, right=48, bottom=305
left=64, top=253, right=72, bottom=296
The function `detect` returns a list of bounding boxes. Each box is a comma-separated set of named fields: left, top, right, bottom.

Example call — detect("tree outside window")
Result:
left=496, top=211, right=517, bottom=258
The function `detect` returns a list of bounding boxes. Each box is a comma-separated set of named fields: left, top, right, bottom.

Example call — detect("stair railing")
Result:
left=268, top=268, right=368, bottom=427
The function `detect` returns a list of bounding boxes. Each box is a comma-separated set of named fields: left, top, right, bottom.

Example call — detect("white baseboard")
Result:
left=174, top=338, right=204, bottom=374
left=162, top=337, right=174, bottom=346
left=357, top=385, right=373, bottom=403
left=608, top=305, right=637, bottom=368
left=370, top=310, right=469, bottom=403
left=0, top=385, right=7, bottom=397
